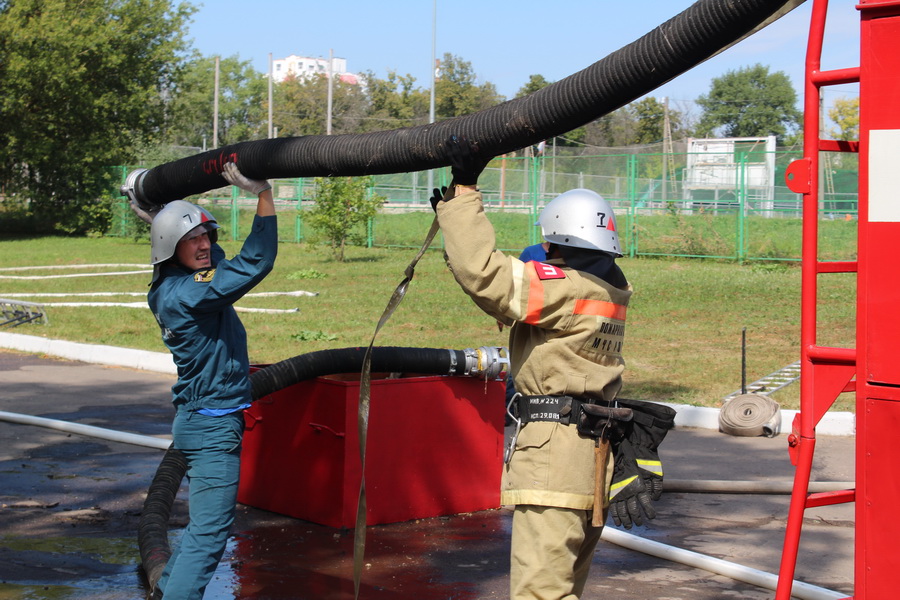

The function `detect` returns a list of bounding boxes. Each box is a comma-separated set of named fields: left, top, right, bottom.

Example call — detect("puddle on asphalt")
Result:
left=1, top=509, right=510, bottom=599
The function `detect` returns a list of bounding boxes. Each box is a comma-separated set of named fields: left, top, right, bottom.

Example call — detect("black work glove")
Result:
left=608, top=437, right=656, bottom=529
left=445, top=135, right=489, bottom=186
left=616, top=399, right=676, bottom=501
left=430, top=186, right=448, bottom=212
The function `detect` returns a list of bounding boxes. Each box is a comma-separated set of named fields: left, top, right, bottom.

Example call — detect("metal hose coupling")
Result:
left=120, top=168, right=154, bottom=211
left=459, top=346, right=509, bottom=381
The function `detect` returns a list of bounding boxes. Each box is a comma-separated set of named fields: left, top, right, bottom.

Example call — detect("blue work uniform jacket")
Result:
left=148, top=214, right=277, bottom=412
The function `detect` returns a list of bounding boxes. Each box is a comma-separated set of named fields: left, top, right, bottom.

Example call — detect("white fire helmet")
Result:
left=149, top=200, right=220, bottom=266
left=536, top=188, right=622, bottom=256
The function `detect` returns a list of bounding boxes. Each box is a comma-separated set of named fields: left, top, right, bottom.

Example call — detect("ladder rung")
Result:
left=817, top=261, right=858, bottom=274
left=806, top=489, right=855, bottom=508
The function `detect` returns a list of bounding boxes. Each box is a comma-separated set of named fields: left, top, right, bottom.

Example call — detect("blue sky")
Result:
left=186, top=0, right=860, bottom=117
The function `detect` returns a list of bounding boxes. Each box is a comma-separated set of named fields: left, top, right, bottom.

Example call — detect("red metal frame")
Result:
left=777, top=1, right=900, bottom=598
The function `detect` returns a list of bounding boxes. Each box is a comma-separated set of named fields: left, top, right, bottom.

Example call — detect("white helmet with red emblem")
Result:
left=537, top=188, right=621, bottom=256
left=149, top=200, right=220, bottom=266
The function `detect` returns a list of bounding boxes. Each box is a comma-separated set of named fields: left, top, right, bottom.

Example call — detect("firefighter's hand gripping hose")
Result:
left=221, top=161, right=271, bottom=196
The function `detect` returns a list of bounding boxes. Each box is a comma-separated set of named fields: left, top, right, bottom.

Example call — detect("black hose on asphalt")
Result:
left=138, top=346, right=485, bottom=590
left=127, top=0, right=802, bottom=209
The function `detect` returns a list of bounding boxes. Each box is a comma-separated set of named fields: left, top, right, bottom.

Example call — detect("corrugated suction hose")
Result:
left=124, top=0, right=804, bottom=209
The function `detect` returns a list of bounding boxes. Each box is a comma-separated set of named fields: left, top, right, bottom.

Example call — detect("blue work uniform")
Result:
left=148, top=214, right=277, bottom=600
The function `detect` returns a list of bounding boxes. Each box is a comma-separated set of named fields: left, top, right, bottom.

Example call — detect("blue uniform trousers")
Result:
left=157, top=410, right=244, bottom=600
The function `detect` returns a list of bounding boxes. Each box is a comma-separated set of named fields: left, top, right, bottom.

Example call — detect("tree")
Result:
left=828, top=96, right=860, bottom=141
left=167, top=54, right=268, bottom=149
left=364, top=70, right=430, bottom=130
left=434, top=53, right=503, bottom=119
left=632, top=97, right=682, bottom=145
left=516, top=74, right=552, bottom=98
left=307, top=177, right=384, bottom=261
left=696, top=64, right=801, bottom=143
left=274, top=73, right=369, bottom=137
left=0, top=0, right=195, bottom=233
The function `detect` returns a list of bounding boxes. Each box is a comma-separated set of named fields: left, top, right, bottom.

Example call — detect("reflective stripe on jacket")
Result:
left=437, top=191, right=631, bottom=509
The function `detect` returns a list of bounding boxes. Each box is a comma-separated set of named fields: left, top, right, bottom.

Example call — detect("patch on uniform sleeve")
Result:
left=533, top=262, right=566, bottom=280
left=193, top=268, right=216, bottom=283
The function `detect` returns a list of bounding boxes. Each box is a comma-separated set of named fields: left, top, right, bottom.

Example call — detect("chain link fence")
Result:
left=111, top=144, right=859, bottom=262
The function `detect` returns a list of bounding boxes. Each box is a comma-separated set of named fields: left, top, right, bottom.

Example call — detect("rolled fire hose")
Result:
left=137, top=345, right=508, bottom=591
left=719, top=393, right=782, bottom=437
left=121, top=0, right=804, bottom=209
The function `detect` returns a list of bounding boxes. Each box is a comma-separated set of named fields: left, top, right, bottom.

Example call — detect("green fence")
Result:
left=111, top=147, right=860, bottom=262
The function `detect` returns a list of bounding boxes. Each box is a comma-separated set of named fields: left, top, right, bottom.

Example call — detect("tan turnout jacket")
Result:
left=437, top=189, right=632, bottom=510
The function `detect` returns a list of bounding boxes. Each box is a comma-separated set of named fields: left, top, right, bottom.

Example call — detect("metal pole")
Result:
left=427, top=0, right=436, bottom=193
left=741, top=327, right=747, bottom=395
left=268, top=53, right=274, bottom=139
left=213, top=56, right=220, bottom=149
left=327, top=49, right=334, bottom=135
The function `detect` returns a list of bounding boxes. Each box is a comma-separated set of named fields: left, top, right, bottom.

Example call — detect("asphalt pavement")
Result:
left=0, top=348, right=855, bottom=600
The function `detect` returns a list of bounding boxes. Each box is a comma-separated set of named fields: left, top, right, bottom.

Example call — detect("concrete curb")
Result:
left=0, top=331, right=176, bottom=375
left=0, top=331, right=855, bottom=436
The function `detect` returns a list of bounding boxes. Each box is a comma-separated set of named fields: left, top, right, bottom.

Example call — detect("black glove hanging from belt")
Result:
left=608, top=399, right=677, bottom=529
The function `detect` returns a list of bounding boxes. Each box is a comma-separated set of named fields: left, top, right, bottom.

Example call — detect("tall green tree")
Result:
left=274, top=73, right=368, bottom=137
left=167, top=54, right=268, bottom=150
left=632, top=97, right=682, bottom=145
left=696, top=64, right=801, bottom=143
left=364, top=70, right=430, bottom=130
left=516, top=74, right=552, bottom=98
left=434, top=53, right=503, bottom=119
left=0, top=0, right=195, bottom=232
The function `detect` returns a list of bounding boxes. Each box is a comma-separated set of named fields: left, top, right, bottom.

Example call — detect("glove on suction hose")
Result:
left=138, top=345, right=507, bottom=591
left=124, top=0, right=803, bottom=210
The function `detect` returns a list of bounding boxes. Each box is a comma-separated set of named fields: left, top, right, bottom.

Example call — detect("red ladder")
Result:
left=778, top=1, right=900, bottom=598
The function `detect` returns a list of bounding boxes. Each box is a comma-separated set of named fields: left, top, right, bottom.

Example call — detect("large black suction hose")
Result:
left=124, top=0, right=803, bottom=209
left=138, top=346, right=508, bottom=591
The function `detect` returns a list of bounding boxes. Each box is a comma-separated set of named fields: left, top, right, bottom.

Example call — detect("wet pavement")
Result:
left=0, top=349, right=855, bottom=599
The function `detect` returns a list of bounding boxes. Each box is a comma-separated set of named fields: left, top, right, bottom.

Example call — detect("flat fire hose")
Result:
left=718, top=393, right=781, bottom=438
left=353, top=201, right=444, bottom=599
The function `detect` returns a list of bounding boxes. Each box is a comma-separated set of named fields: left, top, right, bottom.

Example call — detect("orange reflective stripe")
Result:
left=523, top=265, right=546, bottom=324
left=573, top=299, right=627, bottom=321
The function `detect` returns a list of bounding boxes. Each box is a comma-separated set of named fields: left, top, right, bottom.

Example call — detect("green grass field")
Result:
left=0, top=225, right=856, bottom=412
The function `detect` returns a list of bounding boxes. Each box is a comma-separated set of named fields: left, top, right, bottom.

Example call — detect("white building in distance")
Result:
left=271, top=54, right=360, bottom=85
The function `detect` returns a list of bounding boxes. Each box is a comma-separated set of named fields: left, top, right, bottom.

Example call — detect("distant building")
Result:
left=271, top=54, right=359, bottom=85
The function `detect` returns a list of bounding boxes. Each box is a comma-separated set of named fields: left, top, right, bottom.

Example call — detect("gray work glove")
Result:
left=129, top=198, right=158, bottom=224
left=222, top=162, right=271, bottom=196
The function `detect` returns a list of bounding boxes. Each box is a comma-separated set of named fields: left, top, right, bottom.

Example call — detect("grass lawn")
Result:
left=0, top=232, right=856, bottom=412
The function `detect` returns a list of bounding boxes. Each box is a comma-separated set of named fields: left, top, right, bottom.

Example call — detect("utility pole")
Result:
left=213, top=56, right=220, bottom=150
left=427, top=0, right=437, bottom=195
left=268, top=53, right=274, bottom=139
left=327, top=49, right=334, bottom=135
left=662, top=96, right=673, bottom=203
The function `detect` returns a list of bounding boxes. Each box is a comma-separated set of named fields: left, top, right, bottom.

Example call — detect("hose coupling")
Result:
left=461, top=346, right=509, bottom=381
left=120, top=168, right=155, bottom=212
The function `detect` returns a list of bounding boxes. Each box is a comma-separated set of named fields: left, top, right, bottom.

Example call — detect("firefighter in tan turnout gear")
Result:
left=433, top=136, right=674, bottom=600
